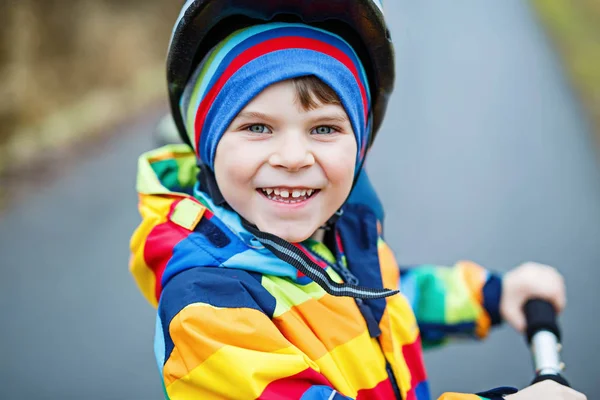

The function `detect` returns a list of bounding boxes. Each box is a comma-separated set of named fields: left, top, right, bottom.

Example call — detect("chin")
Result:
left=257, top=221, right=317, bottom=243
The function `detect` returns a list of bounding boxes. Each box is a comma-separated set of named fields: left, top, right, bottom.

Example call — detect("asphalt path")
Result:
left=1, top=1, right=599, bottom=399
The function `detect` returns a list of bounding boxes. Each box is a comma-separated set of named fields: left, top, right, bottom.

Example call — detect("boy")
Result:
left=130, top=10, right=585, bottom=400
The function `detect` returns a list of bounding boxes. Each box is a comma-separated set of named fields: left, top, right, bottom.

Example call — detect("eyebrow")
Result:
left=308, top=114, right=350, bottom=124
left=234, top=111, right=274, bottom=121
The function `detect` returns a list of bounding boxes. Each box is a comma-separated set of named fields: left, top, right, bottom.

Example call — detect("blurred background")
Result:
left=1, top=0, right=599, bottom=399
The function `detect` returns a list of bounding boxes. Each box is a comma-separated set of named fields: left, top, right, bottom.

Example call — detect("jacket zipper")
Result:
left=331, top=260, right=359, bottom=285
left=307, top=247, right=404, bottom=399
left=386, top=362, right=403, bottom=400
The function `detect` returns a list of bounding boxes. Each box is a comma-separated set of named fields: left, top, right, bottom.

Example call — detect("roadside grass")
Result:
left=531, top=0, right=600, bottom=140
left=0, top=66, right=165, bottom=210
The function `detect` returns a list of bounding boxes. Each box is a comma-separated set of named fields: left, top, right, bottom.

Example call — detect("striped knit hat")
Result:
left=180, top=22, right=372, bottom=172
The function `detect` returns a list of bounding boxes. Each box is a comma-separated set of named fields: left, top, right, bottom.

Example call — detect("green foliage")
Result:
left=531, top=0, right=600, bottom=136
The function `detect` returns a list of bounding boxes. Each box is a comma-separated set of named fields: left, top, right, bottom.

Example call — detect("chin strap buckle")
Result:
left=321, top=208, right=344, bottom=230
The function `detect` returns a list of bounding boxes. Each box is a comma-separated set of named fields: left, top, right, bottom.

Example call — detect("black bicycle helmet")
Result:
left=167, top=0, right=395, bottom=148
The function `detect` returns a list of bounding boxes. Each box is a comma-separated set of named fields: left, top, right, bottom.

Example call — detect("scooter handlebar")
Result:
left=524, top=299, right=570, bottom=387
left=524, top=299, right=560, bottom=344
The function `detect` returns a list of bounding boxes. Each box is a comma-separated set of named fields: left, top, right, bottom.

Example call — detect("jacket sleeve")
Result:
left=399, top=261, right=503, bottom=348
left=155, top=267, right=353, bottom=400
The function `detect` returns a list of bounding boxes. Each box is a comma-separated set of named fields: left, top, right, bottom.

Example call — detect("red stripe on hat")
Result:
left=193, top=36, right=369, bottom=157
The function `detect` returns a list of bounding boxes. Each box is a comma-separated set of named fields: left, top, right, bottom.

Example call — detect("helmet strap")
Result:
left=196, top=164, right=227, bottom=207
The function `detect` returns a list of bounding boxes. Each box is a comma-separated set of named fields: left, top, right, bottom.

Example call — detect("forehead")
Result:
left=246, top=80, right=297, bottom=103
left=237, top=80, right=348, bottom=118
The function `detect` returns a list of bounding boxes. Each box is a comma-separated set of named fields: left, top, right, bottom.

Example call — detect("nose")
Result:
left=268, top=131, right=315, bottom=171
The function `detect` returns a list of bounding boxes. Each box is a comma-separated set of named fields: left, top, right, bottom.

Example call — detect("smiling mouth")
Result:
left=257, top=187, right=320, bottom=204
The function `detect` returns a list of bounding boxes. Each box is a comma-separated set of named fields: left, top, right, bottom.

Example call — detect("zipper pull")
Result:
left=355, top=297, right=382, bottom=338
left=332, top=261, right=359, bottom=286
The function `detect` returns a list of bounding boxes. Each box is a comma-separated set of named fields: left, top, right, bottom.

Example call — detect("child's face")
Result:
left=214, top=80, right=357, bottom=243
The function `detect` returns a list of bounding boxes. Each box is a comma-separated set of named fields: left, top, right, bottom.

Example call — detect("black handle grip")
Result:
left=524, top=299, right=570, bottom=388
left=524, top=299, right=560, bottom=344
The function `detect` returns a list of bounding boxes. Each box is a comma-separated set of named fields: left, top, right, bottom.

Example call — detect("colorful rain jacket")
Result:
left=130, top=145, right=513, bottom=400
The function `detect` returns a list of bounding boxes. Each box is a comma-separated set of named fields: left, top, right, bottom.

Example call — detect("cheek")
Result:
left=214, top=137, right=262, bottom=191
left=318, top=139, right=357, bottom=188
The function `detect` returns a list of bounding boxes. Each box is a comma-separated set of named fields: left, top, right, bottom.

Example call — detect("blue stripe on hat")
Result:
left=184, top=23, right=370, bottom=140
left=200, top=49, right=368, bottom=169
left=201, top=24, right=370, bottom=107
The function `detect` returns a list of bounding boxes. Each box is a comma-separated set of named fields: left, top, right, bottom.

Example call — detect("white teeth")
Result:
left=261, top=187, right=316, bottom=200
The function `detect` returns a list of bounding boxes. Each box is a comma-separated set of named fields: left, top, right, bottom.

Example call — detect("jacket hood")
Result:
left=130, top=144, right=304, bottom=307
left=130, top=144, right=388, bottom=307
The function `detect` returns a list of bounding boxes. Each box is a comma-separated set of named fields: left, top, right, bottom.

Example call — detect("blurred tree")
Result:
left=532, top=0, right=600, bottom=140
left=0, top=0, right=180, bottom=175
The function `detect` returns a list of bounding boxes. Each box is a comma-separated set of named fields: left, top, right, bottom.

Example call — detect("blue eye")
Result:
left=247, top=124, right=271, bottom=134
left=312, top=126, right=336, bottom=135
